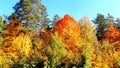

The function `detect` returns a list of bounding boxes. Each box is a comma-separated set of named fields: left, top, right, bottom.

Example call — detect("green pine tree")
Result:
left=92, top=13, right=107, bottom=40
left=11, top=0, right=50, bottom=31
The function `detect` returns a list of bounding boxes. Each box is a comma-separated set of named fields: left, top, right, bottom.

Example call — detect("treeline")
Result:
left=93, top=13, right=120, bottom=40
left=0, top=0, right=120, bottom=68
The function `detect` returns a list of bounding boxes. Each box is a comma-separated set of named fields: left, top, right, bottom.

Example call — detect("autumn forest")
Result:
left=0, top=0, right=120, bottom=68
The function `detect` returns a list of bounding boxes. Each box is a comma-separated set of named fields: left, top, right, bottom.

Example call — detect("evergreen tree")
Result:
left=92, top=13, right=107, bottom=40
left=115, top=18, right=120, bottom=30
left=106, top=13, right=114, bottom=22
left=40, top=7, right=51, bottom=28
left=53, top=14, right=61, bottom=23
left=47, top=14, right=61, bottom=29
left=11, top=0, right=50, bottom=31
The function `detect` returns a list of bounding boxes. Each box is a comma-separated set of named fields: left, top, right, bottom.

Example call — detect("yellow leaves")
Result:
left=113, top=51, right=120, bottom=67
left=2, top=33, right=32, bottom=62
left=21, top=34, right=31, bottom=57
left=12, top=33, right=24, bottom=48
left=12, top=33, right=31, bottom=58
left=0, top=49, right=11, bottom=68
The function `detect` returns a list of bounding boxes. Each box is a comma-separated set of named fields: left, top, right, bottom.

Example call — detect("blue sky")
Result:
left=0, top=0, right=120, bottom=21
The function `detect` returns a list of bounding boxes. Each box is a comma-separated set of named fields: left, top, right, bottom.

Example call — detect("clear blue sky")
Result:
left=0, top=0, right=120, bottom=21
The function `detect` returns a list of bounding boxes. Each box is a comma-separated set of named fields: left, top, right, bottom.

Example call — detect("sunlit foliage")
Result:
left=1, top=3, right=120, bottom=67
left=102, top=22, right=120, bottom=42
left=5, top=19, right=22, bottom=36
left=79, top=16, right=99, bottom=68
left=52, top=14, right=82, bottom=52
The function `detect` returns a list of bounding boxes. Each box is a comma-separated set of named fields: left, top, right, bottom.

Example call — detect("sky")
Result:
left=0, top=0, right=120, bottom=21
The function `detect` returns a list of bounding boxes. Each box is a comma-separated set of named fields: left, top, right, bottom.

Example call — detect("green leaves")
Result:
left=0, top=16, right=8, bottom=45
left=12, top=0, right=51, bottom=31
left=44, top=32, right=67, bottom=67
left=0, top=37, right=3, bottom=45
left=113, top=52, right=120, bottom=67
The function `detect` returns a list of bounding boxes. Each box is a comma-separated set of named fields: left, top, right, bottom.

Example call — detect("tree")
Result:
left=100, top=41, right=115, bottom=68
left=102, top=22, right=120, bottom=68
left=102, top=22, right=120, bottom=43
left=12, top=0, right=50, bottom=31
left=44, top=32, right=67, bottom=68
left=5, top=19, right=22, bottom=36
left=52, top=14, right=82, bottom=53
left=115, top=18, right=120, bottom=30
left=92, top=13, right=107, bottom=40
left=2, top=33, right=32, bottom=66
left=48, top=14, right=61, bottom=29
left=40, top=7, right=51, bottom=28
left=0, top=16, right=8, bottom=45
left=79, top=16, right=99, bottom=68
left=106, top=13, right=114, bottom=22
left=53, top=14, right=61, bottom=23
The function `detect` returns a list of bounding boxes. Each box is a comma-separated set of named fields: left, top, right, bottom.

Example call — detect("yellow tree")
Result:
left=79, top=16, right=99, bottom=68
left=2, top=19, right=32, bottom=66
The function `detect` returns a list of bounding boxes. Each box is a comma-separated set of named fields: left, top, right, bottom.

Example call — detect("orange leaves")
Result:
left=5, top=19, right=22, bottom=36
left=52, top=14, right=81, bottom=52
left=102, top=22, right=120, bottom=42
left=52, top=14, right=80, bottom=36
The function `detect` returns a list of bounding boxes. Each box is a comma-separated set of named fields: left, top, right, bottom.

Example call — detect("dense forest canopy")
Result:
left=0, top=0, right=120, bottom=68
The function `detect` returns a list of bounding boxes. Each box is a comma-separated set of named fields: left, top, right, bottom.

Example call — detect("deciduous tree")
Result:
left=52, top=14, right=82, bottom=53
left=79, top=16, right=99, bottom=68
left=102, top=22, right=120, bottom=42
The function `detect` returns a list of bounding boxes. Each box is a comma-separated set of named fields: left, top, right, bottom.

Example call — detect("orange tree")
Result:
left=52, top=14, right=82, bottom=53
left=44, top=14, right=82, bottom=67
left=5, top=19, right=22, bottom=36
left=102, top=22, right=120, bottom=42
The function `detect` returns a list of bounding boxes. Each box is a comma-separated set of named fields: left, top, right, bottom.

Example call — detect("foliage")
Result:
left=43, top=32, right=67, bottom=67
left=12, top=0, right=50, bottom=31
left=100, top=41, right=115, bottom=68
left=0, top=16, right=8, bottom=45
left=52, top=14, right=82, bottom=53
left=0, top=49, right=11, bottom=68
left=1, top=1, right=120, bottom=67
left=5, top=19, right=22, bottom=36
left=116, top=18, right=120, bottom=30
left=106, top=13, right=114, bottom=22
left=102, top=22, right=120, bottom=43
left=79, top=16, right=98, bottom=68
left=2, top=33, right=32, bottom=67
left=92, top=13, right=107, bottom=40
left=113, top=51, right=120, bottom=67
